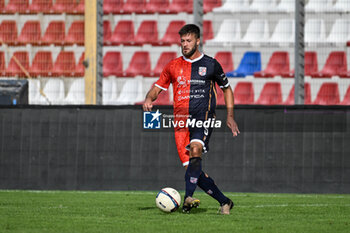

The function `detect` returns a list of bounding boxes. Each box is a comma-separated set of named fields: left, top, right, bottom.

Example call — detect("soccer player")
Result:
left=143, top=24, right=240, bottom=215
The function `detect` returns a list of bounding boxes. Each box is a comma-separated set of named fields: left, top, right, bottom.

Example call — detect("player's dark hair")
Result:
left=178, top=24, right=200, bottom=39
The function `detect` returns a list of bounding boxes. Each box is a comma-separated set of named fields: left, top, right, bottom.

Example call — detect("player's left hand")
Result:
left=227, top=118, right=240, bottom=137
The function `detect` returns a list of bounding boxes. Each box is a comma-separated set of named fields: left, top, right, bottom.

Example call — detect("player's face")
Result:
left=180, top=33, right=200, bottom=58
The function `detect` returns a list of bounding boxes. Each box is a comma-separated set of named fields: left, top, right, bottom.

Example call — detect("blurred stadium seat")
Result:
left=51, top=51, right=76, bottom=77
left=121, top=0, right=147, bottom=14
left=226, top=51, right=261, bottom=77
left=103, top=21, right=112, bottom=45
left=133, top=20, right=158, bottom=45
left=270, top=19, right=295, bottom=45
left=5, top=51, right=29, bottom=77
left=29, top=51, right=53, bottom=77
left=51, top=0, right=77, bottom=14
left=0, top=51, right=5, bottom=76
left=326, top=19, right=350, bottom=44
left=65, top=21, right=84, bottom=45
left=4, top=0, right=29, bottom=14
left=168, top=0, right=193, bottom=14
left=150, top=52, right=177, bottom=77
left=123, top=51, right=151, bottom=77
left=103, top=52, right=123, bottom=77
left=64, top=78, right=85, bottom=104
left=333, top=0, right=350, bottom=12
left=109, top=20, right=135, bottom=46
left=213, top=0, right=249, bottom=12
left=29, top=0, right=53, bottom=14
left=281, top=51, right=318, bottom=77
left=313, top=82, right=340, bottom=105
left=42, top=78, right=65, bottom=104
left=75, top=52, right=85, bottom=77
left=255, top=82, right=282, bottom=105
left=0, top=20, right=18, bottom=45
left=249, top=0, right=278, bottom=12
left=103, top=0, right=124, bottom=14
left=306, top=0, right=333, bottom=12
left=156, top=20, right=186, bottom=46
left=305, top=19, right=326, bottom=44
left=284, top=83, right=311, bottom=105
left=311, top=51, right=347, bottom=78
left=17, top=21, right=41, bottom=45
left=276, top=0, right=295, bottom=13
left=41, top=21, right=65, bottom=46
left=242, top=19, right=269, bottom=44
left=145, top=0, right=170, bottom=14
left=340, top=86, right=350, bottom=105
left=203, top=20, right=214, bottom=43
left=254, top=51, right=290, bottom=78
left=206, top=19, right=241, bottom=46
left=203, top=0, right=222, bottom=13
left=233, top=82, right=254, bottom=104
left=214, top=51, right=233, bottom=73
left=74, top=0, right=84, bottom=14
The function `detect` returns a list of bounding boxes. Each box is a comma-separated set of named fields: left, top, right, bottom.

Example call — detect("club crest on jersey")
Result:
left=198, top=67, right=207, bottom=76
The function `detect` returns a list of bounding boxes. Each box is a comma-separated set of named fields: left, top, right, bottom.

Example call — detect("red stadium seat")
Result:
left=215, top=83, right=225, bottom=105
left=150, top=52, right=177, bottom=77
left=4, top=0, right=29, bottom=14
left=0, top=20, right=18, bottom=45
left=121, top=0, right=146, bottom=14
left=29, top=51, right=53, bottom=77
left=109, top=20, right=135, bottom=45
left=233, top=82, right=254, bottom=104
left=313, top=83, right=340, bottom=105
left=29, top=0, right=53, bottom=13
left=255, top=82, right=282, bottom=105
left=168, top=0, right=193, bottom=13
left=133, top=20, right=158, bottom=45
left=283, top=83, right=311, bottom=105
left=17, top=21, right=41, bottom=45
left=103, top=21, right=112, bottom=45
left=0, top=52, right=6, bottom=76
left=145, top=0, right=169, bottom=14
left=311, top=51, right=347, bottom=78
left=41, top=21, right=65, bottom=46
left=214, top=51, right=233, bottom=73
left=282, top=52, right=318, bottom=78
left=339, top=71, right=350, bottom=78
left=203, top=20, right=214, bottom=43
left=51, top=51, right=76, bottom=77
left=75, top=52, right=85, bottom=77
left=254, top=51, right=290, bottom=78
left=0, top=0, right=4, bottom=13
left=73, top=0, right=84, bottom=14
left=65, top=21, right=84, bottom=45
left=339, top=86, right=350, bottom=105
left=51, top=0, right=77, bottom=14
left=103, top=52, right=123, bottom=77
left=156, top=21, right=186, bottom=46
left=204, top=0, right=222, bottom=13
left=5, top=51, right=30, bottom=78
left=124, top=51, right=151, bottom=77
left=103, top=0, right=124, bottom=14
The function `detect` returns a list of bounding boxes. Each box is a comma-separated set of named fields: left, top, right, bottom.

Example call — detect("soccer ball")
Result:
left=155, top=187, right=181, bottom=213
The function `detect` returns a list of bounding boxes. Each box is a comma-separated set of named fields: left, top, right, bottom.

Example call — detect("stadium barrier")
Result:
left=0, top=105, right=349, bottom=193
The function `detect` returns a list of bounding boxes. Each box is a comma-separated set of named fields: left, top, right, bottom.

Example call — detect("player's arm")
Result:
left=143, top=86, right=163, bottom=111
left=222, top=86, right=240, bottom=137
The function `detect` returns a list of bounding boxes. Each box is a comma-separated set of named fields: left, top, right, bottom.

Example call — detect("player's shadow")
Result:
left=180, top=208, right=207, bottom=214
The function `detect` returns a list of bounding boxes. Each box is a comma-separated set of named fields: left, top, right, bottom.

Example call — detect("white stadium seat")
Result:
left=64, top=78, right=85, bottom=105
left=305, top=0, right=334, bottom=12
left=213, top=0, right=250, bottom=13
left=206, top=19, right=241, bottom=46
left=333, top=0, right=350, bottom=13
left=276, top=0, right=295, bottom=13
left=103, top=77, right=119, bottom=105
left=42, top=78, right=66, bottom=105
left=305, top=19, right=326, bottom=44
left=242, top=19, right=270, bottom=45
left=270, top=19, right=295, bottom=45
left=326, top=19, right=350, bottom=44
left=249, top=0, right=278, bottom=12
left=115, top=77, right=143, bottom=105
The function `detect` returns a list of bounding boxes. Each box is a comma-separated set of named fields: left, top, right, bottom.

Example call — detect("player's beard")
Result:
left=182, top=43, right=197, bottom=58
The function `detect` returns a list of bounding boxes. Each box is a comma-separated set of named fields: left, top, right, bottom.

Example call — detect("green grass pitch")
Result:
left=1, top=190, right=349, bottom=233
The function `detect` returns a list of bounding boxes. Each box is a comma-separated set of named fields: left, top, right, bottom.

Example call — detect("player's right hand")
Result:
left=143, top=100, right=153, bottom=112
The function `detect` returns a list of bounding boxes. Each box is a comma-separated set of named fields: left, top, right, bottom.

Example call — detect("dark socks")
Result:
left=184, top=157, right=202, bottom=199
left=197, top=172, right=229, bottom=205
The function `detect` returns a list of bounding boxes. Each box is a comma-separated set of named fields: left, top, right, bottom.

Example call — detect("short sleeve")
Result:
left=213, top=59, right=230, bottom=89
left=155, top=62, right=172, bottom=91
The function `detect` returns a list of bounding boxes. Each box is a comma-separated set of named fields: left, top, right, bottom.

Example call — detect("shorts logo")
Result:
left=143, top=110, right=162, bottom=129
left=190, top=177, right=198, bottom=184
left=198, top=67, right=207, bottom=76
